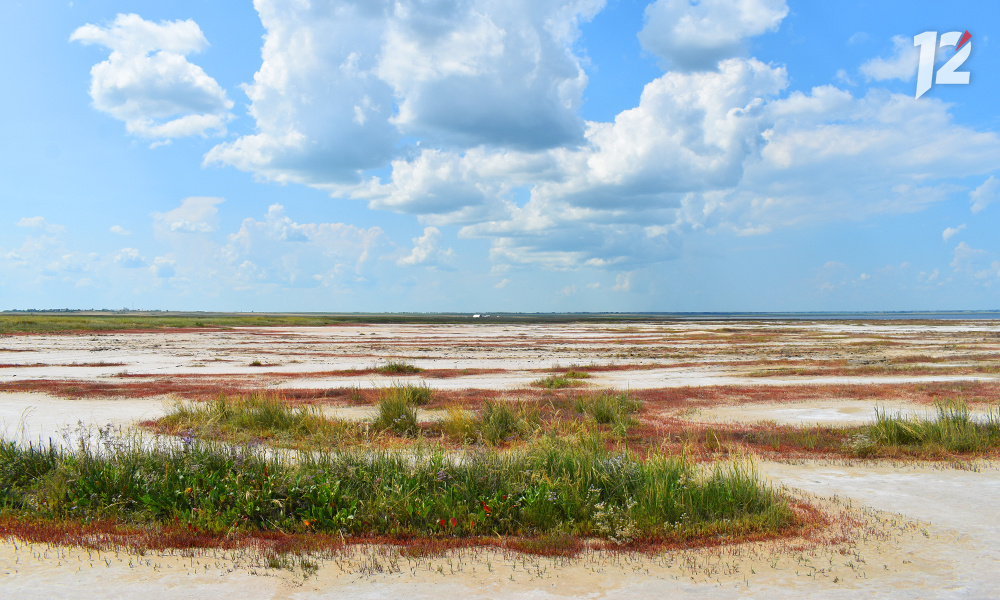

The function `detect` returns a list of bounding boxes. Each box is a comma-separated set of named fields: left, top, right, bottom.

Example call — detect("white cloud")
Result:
left=951, top=241, right=985, bottom=270
left=942, top=224, right=966, bottom=241
left=71, top=13, right=233, bottom=139
left=17, top=217, right=65, bottom=233
left=356, top=57, right=1000, bottom=269
left=860, top=35, right=919, bottom=82
left=204, top=0, right=603, bottom=186
left=190, top=2, right=1000, bottom=274
left=109, top=225, right=131, bottom=236
left=612, top=272, right=632, bottom=292
left=494, top=278, right=510, bottom=289
left=149, top=255, right=176, bottom=279
left=397, top=227, right=454, bottom=267
left=152, top=196, right=224, bottom=235
left=638, top=0, right=787, bottom=71
left=918, top=268, right=940, bottom=284
left=970, top=175, right=999, bottom=213
left=114, top=248, right=146, bottom=268
left=224, top=204, right=385, bottom=286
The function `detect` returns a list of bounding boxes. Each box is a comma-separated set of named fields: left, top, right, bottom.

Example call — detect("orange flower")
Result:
left=450, top=517, right=458, bottom=528
left=184, top=487, right=192, bottom=494
left=303, top=519, right=312, bottom=527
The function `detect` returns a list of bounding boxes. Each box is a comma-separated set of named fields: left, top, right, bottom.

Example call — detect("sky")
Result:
left=1, top=0, right=998, bottom=313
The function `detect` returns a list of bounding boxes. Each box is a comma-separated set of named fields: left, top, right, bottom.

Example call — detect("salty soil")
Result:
left=2, top=319, right=1000, bottom=597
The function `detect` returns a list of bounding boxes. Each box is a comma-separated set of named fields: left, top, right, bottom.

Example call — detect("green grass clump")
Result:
left=376, top=360, right=423, bottom=374
left=372, top=384, right=432, bottom=436
left=374, top=396, right=418, bottom=436
left=439, top=401, right=540, bottom=446
left=532, top=374, right=587, bottom=389
left=157, top=394, right=353, bottom=448
left=851, top=401, right=1000, bottom=456
left=381, top=383, right=433, bottom=406
left=480, top=401, right=541, bottom=446
left=575, top=391, right=641, bottom=427
left=440, top=407, right=478, bottom=443
left=0, top=431, right=793, bottom=544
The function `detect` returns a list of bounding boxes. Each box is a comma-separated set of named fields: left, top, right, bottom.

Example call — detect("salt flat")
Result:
left=2, top=320, right=999, bottom=598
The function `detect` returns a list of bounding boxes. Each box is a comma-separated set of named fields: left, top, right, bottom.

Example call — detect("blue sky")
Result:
left=1, top=0, right=998, bottom=312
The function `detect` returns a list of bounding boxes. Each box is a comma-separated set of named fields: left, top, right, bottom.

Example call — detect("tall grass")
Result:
left=157, top=394, right=354, bottom=447
left=0, top=431, right=792, bottom=544
left=372, top=384, right=433, bottom=436
left=851, top=401, right=1000, bottom=456
left=575, top=391, right=640, bottom=427
left=532, top=372, right=588, bottom=389
left=376, top=360, right=423, bottom=374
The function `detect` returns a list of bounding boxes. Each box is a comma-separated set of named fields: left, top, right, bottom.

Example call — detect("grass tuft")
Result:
left=575, top=391, right=641, bottom=427
left=376, top=360, right=423, bottom=374
left=531, top=373, right=587, bottom=389
left=851, top=401, right=1000, bottom=456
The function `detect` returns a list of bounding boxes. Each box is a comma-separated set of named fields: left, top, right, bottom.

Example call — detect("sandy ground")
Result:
left=682, top=399, right=998, bottom=426
left=3, top=320, right=1000, bottom=597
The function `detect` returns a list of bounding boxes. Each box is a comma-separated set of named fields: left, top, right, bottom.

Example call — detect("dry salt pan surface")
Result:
left=682, top=400, right=998, bottom=427
left=3, top=320, right=1000, bottom=597
left=2, top=321, right=999, bottom=390
left=0, top=392, right=168, bottom=447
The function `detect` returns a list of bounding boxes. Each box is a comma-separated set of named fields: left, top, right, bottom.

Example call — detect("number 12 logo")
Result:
left=914, top=31, right=971, bottom=98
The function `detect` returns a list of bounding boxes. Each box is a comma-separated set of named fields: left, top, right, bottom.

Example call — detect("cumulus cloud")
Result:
left=114, top=248, right=146, bottom=268
left=397, top=227, right=454, bottom=266
left=355, top=56, right=1000, bottom=268
left=71, top=13, right=233, bottom=139
left=225, top=204, right=385, bottom=286
left=970, top=175, right=999, bottom=213
left=638, top=0, right=787, bottom=71
left=17, top=217, right=65, bottom=233
left=860, top=35, right=919, bottom=82
left=612, top=272, right=632, bottom=292
left=152, top=196, right=224, bottom=235
left=951, top=241, right=985, bottom=270
left=204, top=0, right=603, bottom=186
left=942, top=224, right=966, bottom=241
left=192, top=1, right=1000, bottom=274
left=109, top=225, right=131, bottom=236
left=149, top=255, right=176, bottom=279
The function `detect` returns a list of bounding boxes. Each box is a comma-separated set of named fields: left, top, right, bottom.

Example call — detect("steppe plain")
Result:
left=3, top=317, right=1000, bottom=598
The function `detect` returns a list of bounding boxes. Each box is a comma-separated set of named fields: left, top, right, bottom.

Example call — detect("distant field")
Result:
left=0, top=312, right=571, bottom=333
left=4, top=310, right=1000, bottom=334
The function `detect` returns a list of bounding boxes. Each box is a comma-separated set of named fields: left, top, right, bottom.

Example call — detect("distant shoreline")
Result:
left=2, top=309, right=1000, bottom=334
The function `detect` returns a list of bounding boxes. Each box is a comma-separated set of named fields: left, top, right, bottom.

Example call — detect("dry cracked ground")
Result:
left=3, top=320, right=1000, bottom=598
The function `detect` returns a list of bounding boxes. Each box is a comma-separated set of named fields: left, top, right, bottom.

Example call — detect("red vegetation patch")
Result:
left=0, top=509, right=821, bottom=558
left=0, top=362, right=127, bottom=368
left=1, top=378, right=251, bottom=400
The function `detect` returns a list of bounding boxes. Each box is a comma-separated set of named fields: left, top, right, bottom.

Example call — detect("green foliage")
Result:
left=376, top=360, right=424, bottom=374
left=381, top=383, right=433, bottom=406
left=371, top=384, right=432, bottom=436
left=851, top=401, right=1000, bottom=456
left=532, top=375, right=576, bottom=389
left=440, top=407, right=478, bottom=443
left=574, top=391, right=641, bottom=427
left=158, top=394, right=353, bottom=448
left=0, top=430, right=792, bottom=543
left=373, top=395, right=419, bottom=437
